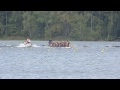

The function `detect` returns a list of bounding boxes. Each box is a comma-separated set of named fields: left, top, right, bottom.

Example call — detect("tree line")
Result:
left=0, top=11, right=120, bottom=41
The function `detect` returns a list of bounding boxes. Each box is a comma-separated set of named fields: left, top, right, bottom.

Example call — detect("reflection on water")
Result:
left=0, top=40, right=120, bottom=79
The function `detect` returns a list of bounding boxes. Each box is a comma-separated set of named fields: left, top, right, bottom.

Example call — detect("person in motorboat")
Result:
left=26, top=37, right=31, bottom=44
left=24, top=37, right=31, bottom=45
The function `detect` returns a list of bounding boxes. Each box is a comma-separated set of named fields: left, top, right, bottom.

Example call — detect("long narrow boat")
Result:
left=48, top=40, right=70, bottom=48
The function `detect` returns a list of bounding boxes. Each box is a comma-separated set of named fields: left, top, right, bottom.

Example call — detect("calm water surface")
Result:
left=0, top=40, right=120, bottom=79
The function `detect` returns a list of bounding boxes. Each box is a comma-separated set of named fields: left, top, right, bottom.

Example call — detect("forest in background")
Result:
left=0, top=11, right=120, bottom=41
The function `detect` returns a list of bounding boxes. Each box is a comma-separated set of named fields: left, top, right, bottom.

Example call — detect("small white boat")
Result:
left=16, top=42, right=40, bottom=48
left=16, top=43, right=32, bottom=47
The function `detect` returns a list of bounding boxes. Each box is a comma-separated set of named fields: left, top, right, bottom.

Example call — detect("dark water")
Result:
left=0, top=40, right=120, bottom=79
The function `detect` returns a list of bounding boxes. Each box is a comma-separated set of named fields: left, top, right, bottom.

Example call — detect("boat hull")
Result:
left=17, top=43, right=32, bottom=47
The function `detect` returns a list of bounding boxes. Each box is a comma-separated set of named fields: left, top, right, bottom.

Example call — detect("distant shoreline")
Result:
left=0, top=36, right=120, bottom=41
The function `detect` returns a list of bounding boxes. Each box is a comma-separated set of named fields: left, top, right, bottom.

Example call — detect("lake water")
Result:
left=0, top=40, right=120, bottom=79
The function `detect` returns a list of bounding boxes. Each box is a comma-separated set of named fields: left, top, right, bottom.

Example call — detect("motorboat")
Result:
left=17, top=42, right=32, bottom=47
